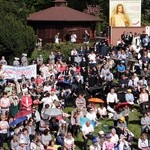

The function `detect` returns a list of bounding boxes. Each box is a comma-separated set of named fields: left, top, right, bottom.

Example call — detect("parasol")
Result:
left=80, top=117, right=95, bottom=130
left=88, top=98, right=104, bottom=103
left=14, top=109, right=32, bottom=119
left=10, top=116, right=27, bottom=127
left=43, top=108, right=63, bottom=117
left=114, top=102, right=132, bottom=111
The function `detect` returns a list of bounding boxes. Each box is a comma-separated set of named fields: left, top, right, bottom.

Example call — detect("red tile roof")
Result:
left=27, top=6, right=100, bottom=22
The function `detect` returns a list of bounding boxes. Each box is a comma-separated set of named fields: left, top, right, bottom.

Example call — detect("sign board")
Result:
left=3, top=65, right=37, bottom=80
left=109, top=0, right=141, bottom=27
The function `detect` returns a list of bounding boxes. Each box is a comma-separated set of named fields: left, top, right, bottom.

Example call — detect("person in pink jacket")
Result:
left=21, top=92, right=32, bottom=110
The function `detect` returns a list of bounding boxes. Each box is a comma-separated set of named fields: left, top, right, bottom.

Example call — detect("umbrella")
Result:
left=10, top=116, right=27, bottom=127
left=56, top=81, right=71, bottom=87
left=88, top=98, right=104, bottom=103
left=14, top=109, right=32, bottom=119
left=80, top=117, right=95, bottom=130
left=115, top=102, right=132, bottom=111
left=44, top=108, right=62, bottom=117
left=89, top=85, right=103, bottom=91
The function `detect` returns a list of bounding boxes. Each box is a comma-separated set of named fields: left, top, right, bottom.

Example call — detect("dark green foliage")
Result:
left=0, top=0, right=36, bottom=63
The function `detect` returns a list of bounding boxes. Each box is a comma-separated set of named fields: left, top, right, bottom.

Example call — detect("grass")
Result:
left=64, top=104, right=142, bottom=150
left=3, top=105, right=141, bottom=150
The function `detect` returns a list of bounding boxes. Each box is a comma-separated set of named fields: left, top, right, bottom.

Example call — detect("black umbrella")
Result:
left=56, top=81, right=71, bottom=87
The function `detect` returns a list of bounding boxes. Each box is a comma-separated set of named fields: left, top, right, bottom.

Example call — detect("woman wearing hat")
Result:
left=16, top=139, right=27, bottom=150
left=89, top=138, right=101, bottom=150
left=96, top=131, right=105, bottom=149
left=117, top=117, right=127, bottom=136
left=102, top=134, right=114, bottom=150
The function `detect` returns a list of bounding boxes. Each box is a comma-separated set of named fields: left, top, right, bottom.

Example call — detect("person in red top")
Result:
left=21, top=92, right=32, bottom=110
left=34, top=75, right=44, bottom=86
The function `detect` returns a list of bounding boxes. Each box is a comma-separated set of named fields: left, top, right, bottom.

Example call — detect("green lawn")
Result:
left=3, top=105, right=141, bottom=150
left=64, top=104, right=142, bottom=150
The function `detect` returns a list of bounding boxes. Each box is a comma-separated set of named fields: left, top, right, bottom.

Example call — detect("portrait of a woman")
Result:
left=110, top=4, right=130, bottom=27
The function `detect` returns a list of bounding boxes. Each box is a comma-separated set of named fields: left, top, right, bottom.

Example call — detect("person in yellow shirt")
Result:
left=46, top=140, right=60, bottom=150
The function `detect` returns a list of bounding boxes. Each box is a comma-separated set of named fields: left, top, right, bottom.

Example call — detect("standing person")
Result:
left=83, top=30, right=90, bottom=44
left=110, top=4, right=130, bottom=27
left=49, top=52, right=55, bottom=64
left=9, top=91, right=20, bottom=117
left=70, top=32, right=77, bottom=43
left=0, top=56, right=7, bottom=65
left=0, top=115, right=9, bottom=147
left=55, top=32, right=60, bottom=44
left=0, top=92, right=10, bottom=115
left=21, top=53, right=28, bottom=66
left=37, top=55, right=43, bottom=65
left=21, top=91, right=33, bottom=110
left=13, top=57, right=20, bottom=67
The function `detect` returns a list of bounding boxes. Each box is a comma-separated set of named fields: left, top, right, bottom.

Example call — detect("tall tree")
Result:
left=0, top=0, right=36, bottom=63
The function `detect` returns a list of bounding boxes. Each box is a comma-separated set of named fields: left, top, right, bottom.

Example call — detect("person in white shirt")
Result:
left=43, top=82, right=51, bottom=92
left=39, top=64, right=49, bottom=77
left=97, top=104, right=107, bottom=119
left=49, top=89, right=59, bottom=102
left=88, top=51, right=96, bottom=64
left=138, top=133, right=149, bottom=150
left=82, top=121, right=95, bottom=150
left=110, top=128, right=119, bottom=149
left=107, top=88, right=118, bottom=112
left=86, top=108, right=97, bottom=123
left=64, top=132, right=76, bottom=150
left=0, top=115, right=9, bottom=147
left=0, top=92, right=10, bottom=115
left=71, top=32, right=77, bottom=43
left=119, top=134, right=130, bottom=150
left=40, top=93, right=53, bottom=109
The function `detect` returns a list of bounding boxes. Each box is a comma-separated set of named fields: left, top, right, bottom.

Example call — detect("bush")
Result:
left=30, top=42, right=94, bottom=63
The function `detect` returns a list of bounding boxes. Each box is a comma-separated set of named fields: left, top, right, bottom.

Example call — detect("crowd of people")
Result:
left=0, top=30, right=149, bottom=150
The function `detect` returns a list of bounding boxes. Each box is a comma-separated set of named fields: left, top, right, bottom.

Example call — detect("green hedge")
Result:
left=30, top=42, right=94, bottom=63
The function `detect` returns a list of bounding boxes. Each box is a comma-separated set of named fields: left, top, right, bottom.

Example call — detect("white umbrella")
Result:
left=44, top=108, right=63, bottom=117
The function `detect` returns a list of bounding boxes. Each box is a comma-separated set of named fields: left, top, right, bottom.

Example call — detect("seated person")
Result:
left=97, top=104, right=107, bottom=119
left=82, top=121, right=95, bottom=150
left=125, top=89, right=134, bottom=104
left=64, top=132, right=76, bottom=150
left=141, top=112, right=150, bottom=132
left=86, top=107, right=97, bottom=124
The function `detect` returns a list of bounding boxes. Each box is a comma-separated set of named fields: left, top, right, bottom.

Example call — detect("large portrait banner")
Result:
left=109, top=0, right=141, bottom=27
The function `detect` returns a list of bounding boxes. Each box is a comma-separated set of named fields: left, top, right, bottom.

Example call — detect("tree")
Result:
left=0, top=0, right=36, bottom=63
left=141, top=0, right=150, bottom=25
